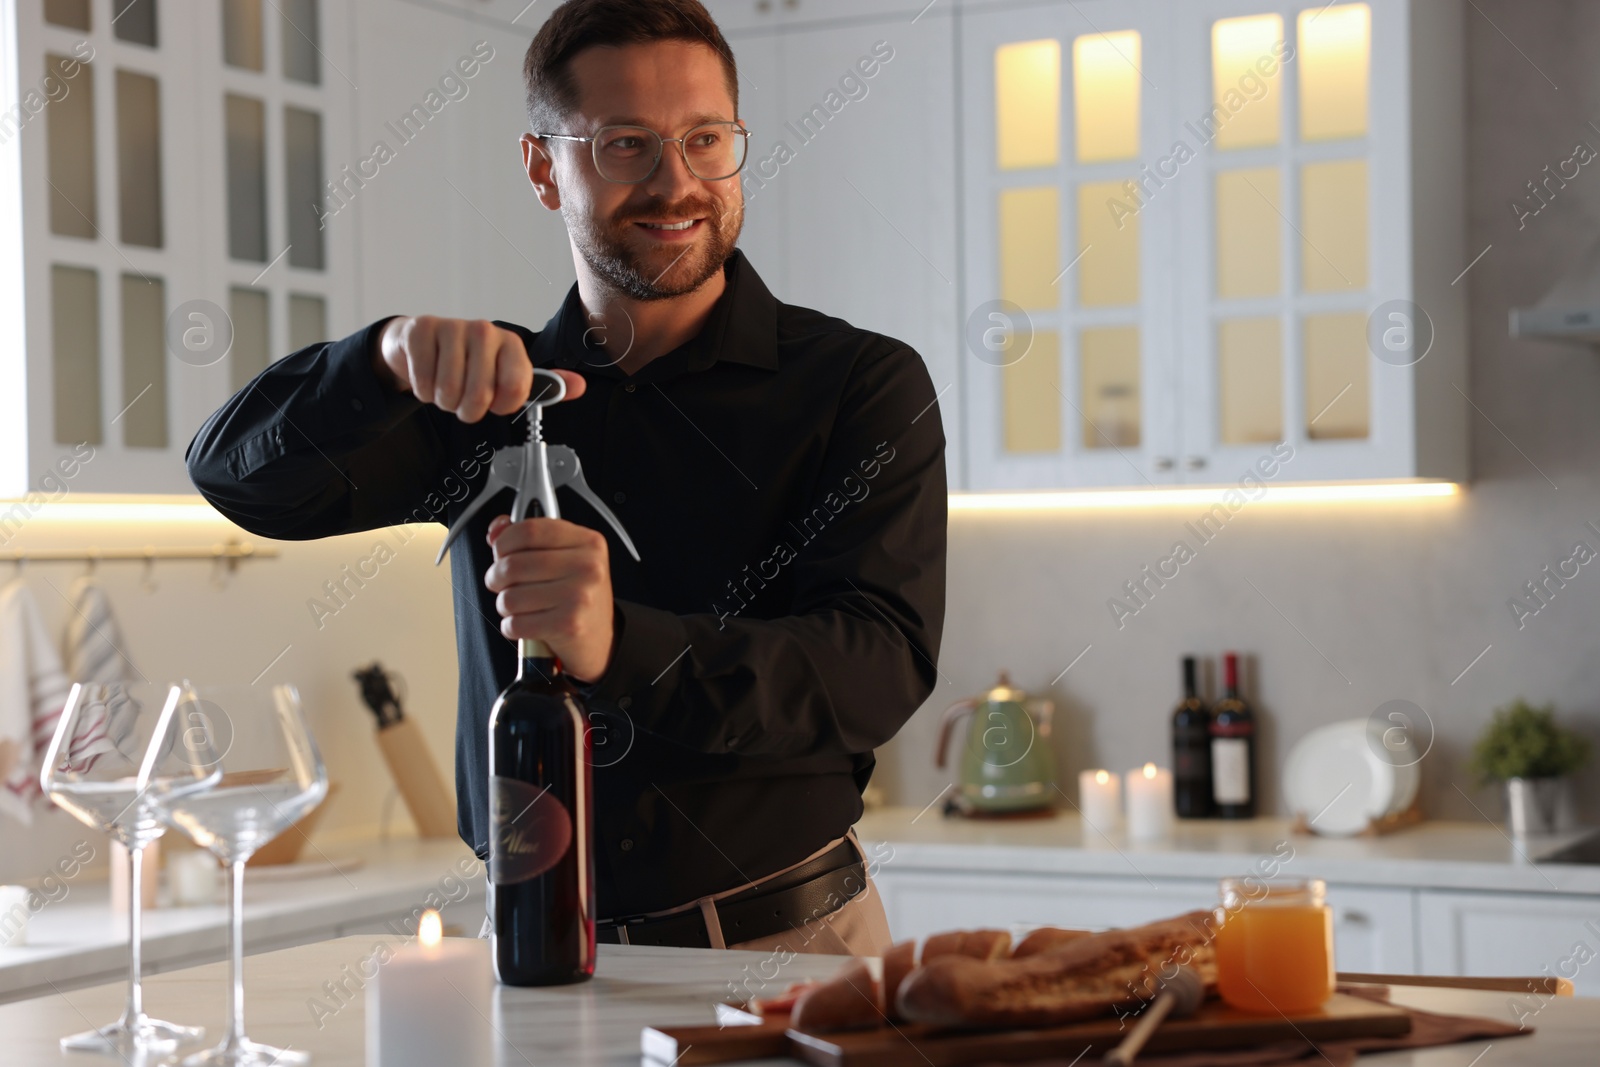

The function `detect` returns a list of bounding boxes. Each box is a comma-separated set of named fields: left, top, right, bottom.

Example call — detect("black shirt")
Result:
left=185, top=250, right=947, bottom=917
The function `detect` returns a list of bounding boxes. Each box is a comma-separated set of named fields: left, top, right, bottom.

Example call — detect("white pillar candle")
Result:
left=367, top=910, right=491, bottom=1067
left=1125, top=763, right=1175, bottom=841
left=0, top=886, right=31, bottom=947
left=1077, top=769, right=1123, bottom=835
left=169, top=851, right=221, bottom=906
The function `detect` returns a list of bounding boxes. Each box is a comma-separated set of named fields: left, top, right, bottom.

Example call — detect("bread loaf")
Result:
left=789, top=957, right=882, bottom=1032
left=895, top=911, right=1218, bottom=1029
left=1011, top=926, right=1093, bottom=958
left=922, top=928, right=1012, bottom=963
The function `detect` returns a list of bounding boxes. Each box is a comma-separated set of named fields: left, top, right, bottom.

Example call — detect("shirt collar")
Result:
left=535, top=249, right=779, bottom=377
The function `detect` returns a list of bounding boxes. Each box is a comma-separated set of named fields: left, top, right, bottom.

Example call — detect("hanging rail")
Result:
left=0, top=537, right=278, bottom=572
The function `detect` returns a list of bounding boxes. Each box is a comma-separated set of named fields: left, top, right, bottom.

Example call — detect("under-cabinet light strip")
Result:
left=949, top=482, right=1461, bottom=510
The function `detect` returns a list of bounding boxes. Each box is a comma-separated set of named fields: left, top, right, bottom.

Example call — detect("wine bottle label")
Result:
left=490, top=776, right=573, bottom=885
left=1211, top=738, right=1251, bottom=804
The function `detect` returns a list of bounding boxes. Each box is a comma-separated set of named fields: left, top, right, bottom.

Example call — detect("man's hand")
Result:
left=484, top=513, right=615, bottom=683
left=374, top=315, right=585, bottom=422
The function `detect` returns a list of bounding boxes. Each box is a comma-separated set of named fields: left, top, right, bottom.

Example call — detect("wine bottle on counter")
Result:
left=1171, top=656, right=1213, bottom=818
left=489, top=637, right=595, bottom=986
left=1210, top=652, right=1257, bottom=819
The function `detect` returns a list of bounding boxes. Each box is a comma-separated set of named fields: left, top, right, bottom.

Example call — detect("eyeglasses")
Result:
left=532, top=121, right=751, bottom=183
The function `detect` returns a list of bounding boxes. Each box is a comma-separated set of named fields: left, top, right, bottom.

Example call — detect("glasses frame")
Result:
left=532, top=120, right=752, bottom=183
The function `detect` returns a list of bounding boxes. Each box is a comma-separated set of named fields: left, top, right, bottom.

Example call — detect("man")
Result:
left=186, top=0, right=945, bottom=958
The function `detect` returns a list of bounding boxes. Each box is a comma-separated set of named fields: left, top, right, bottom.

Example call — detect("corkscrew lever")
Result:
left=434, top=368, right=642, bottom=566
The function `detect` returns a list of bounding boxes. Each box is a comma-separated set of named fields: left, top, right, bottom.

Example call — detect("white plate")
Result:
left=1283, top=720, right=1398, bottom=836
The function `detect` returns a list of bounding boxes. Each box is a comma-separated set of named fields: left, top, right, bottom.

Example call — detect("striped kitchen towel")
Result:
left=0, top=578, right=72, bottom=824
left=62, top=575, right=140, bottom=771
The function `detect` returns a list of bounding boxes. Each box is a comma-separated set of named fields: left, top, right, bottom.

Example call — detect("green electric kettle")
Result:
left=935, top=671, right=1057, bottom=815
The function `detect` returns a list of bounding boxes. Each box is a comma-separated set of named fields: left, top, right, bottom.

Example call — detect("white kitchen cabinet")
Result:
left=1327, top=884, right=1416, bottom=973
left=1418, top=890, right=1600, bottom=996
left=958, top=0, right=1467, bottom=490
left=2, top=0, right=354, bottom=496
left=873, top=868, right=1219, bottom=941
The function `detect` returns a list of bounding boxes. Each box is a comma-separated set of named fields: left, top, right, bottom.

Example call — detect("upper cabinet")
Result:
left=959, top=0, right=1467, bottom=490
left=2, top=0, right=353, bottom=496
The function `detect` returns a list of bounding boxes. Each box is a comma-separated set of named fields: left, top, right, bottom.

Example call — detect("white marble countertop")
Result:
left=0, top=837, right=483, bottom=1004
left=0, top=935, right=1593, bottom=1066
left=855, top=807, right=1600, bottom=894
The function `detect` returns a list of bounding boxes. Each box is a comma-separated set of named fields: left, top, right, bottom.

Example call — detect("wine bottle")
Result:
left=488, top=637, right=595, bottom=986
left=1172, top=656, right=1213, bottom=818
left=1209, top=652, right=1257, bottom=819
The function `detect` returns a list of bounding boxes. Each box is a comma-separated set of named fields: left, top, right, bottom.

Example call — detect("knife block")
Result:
left=376, top=718, right=457, bottom=839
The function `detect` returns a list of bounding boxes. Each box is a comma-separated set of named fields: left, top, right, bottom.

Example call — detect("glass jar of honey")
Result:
left=1214, top=877, right=1335, bottom=1014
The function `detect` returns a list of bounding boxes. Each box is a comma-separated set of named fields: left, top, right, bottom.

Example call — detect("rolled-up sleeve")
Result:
left=584, top=341, right=947, bottom=760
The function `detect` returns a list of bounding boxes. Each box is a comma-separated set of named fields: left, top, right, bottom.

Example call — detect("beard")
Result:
left=566, top=189, right=744, bottom=302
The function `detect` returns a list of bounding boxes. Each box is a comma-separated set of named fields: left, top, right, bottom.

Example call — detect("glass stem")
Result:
left=227, top=859, right=247, bottom=1048
left=124, top=843, right=144, bottom=1025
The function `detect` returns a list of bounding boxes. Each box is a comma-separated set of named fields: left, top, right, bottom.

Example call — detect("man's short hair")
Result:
left=522, top=0, right=739, bottom=133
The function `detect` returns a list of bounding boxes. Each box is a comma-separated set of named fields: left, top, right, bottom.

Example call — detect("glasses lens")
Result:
left=593, top=126, right=661, bottom=182
left=683, top=122, right=747, bottom=180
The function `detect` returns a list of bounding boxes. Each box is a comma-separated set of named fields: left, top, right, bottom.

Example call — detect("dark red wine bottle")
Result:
left=489, top=637, right=595, bottom=985
left=1172, top=656, right=1214, bottom=818
left=1209, top=652, right=1256, bottom=819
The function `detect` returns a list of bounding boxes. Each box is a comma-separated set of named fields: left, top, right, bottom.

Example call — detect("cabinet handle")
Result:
left=1154, top=457, right=1175, bottom=471
left=1185, top=456, right=1208, bottom=470
left=756, top=0, right=772, bottom=11
left=1339, top=909, right=1370, bottom=925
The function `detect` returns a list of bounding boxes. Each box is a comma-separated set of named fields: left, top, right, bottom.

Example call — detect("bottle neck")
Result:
left=516, top=639, right=561, bottom=679
left=1223, top=654, right=1239, bottom=698
left=1182, top=657, right=1198, bottom=699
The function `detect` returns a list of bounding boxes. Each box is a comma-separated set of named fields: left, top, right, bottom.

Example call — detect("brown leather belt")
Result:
left=596, top=838, right=866, bottom=949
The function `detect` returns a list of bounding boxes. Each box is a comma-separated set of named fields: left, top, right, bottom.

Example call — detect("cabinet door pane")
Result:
left=225, top=93, right=267, bottom=262
left=1000, top=187, right=1058, bottom=310
left=120, top=274, right=167, bottom=448
left=288, top=293, right=326, bottom=351
left=1300, top=159, right=1367, bottom=291
left=285, top=106, right=325, bottom=269
left=1304, top=312, right=1368, bottom=439
left=280, top=0, right=321, bottom=84
left=1073, top=31, right=1139, bottom=164
left=52, top=265, right=102, bottom=445
left=1003, top=329, right=1060, bottom=453
left=222, top=0, right=264, bottom=71
left=1080, top=326, right=1140, bottom=449
left=116, top=69, right=164, bottom=248
left=1210, top=14, right=1283, bottom=149
left=1298, top=3, right=1370, bottom=142
left=47, top=54, right=97, bottom=238
left=1218, top=317, right=1281, bottom=444
left=1215, top=167, right=1280, bottom=298
left=112, top=0, right=158, bottom=47
left=996, top=39, right=1060, bottom=171
left=1078, top=181, right=1137, bottom=307
left=229, top=287, right=269, bottom=391
left=45, top=0, right=90, bottom=30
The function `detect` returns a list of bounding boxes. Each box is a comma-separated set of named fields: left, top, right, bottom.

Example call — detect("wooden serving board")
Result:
left=641, top=993, right=1411, bottom=1067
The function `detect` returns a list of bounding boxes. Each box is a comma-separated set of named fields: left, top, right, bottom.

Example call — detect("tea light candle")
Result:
left=1126, top=763, right=1175, bottom=841
left=1077, top=769, right=1122, bottom=835
left=367, top=910, right=491, bottom=1067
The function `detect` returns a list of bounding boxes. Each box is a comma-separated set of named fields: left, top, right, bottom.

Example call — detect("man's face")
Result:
left=541, top=40, right=744, bottom=301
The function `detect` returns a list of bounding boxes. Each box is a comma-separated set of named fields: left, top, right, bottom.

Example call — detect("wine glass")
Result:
left=143, top=683, right=328, bottom=1067
left=39, top=682, right=211, bottom=1055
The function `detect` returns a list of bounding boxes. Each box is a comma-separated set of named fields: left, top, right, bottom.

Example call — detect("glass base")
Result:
left=184, top=1037, right=310, bottom=1067
left=60, top=1014, right=205, bottom=1054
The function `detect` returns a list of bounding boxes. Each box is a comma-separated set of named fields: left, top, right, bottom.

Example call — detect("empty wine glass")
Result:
left=143, top=683, right=328, bottom=1067
left=39, top=682, right=211, bottom=1055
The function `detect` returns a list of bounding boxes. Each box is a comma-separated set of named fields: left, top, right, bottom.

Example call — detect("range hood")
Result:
left=1511, top=238, right=1600, bottom=342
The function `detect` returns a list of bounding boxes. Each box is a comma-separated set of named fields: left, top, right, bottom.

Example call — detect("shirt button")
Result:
left=624, top=382, right=636, bottom=393
left=613, top=491, right=626, bottom=505
left=619, top=838, right=634, bottom=852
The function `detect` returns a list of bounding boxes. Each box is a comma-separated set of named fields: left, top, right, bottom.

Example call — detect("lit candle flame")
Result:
left=419, top=909, right=442, bottom=948
left=1143, top=763, right=1158, bottom=779
left=1094, top=769, right=1110, bottom=785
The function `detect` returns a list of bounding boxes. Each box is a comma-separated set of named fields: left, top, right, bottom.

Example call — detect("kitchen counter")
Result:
left=855, top=807, right=1600, bottom=894
left=0, top=837, right=483, bottom=1004
left=0, top=935, right=1594, bottom=1066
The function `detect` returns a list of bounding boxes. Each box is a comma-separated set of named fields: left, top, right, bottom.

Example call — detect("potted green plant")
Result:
left=1470, top=700, right=1590, bottom=836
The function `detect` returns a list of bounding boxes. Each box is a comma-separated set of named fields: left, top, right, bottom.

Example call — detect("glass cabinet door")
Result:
left=960, top=0, right=1179, bottom=490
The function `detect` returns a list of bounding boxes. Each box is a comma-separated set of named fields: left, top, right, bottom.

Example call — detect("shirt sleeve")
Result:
left=184, top=317, right=453, bottom=538
left=583, top=341, right=948, bottom=759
